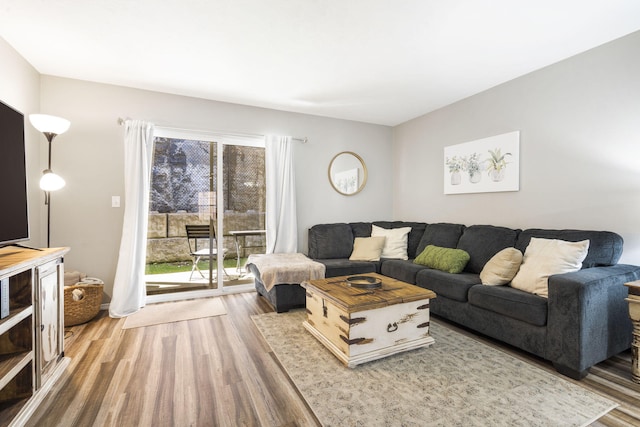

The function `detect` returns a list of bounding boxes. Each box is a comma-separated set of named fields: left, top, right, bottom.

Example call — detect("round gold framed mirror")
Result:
left=328, top=151, right=368, bottom=196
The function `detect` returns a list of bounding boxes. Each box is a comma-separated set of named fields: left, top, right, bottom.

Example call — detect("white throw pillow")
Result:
left=349, top=236, right=386, bottom=261
left=371, top=225, right=412, bottom=260
left=479, top=247, right=523, bottom=286
left=511, top=238, right=590, bottom=298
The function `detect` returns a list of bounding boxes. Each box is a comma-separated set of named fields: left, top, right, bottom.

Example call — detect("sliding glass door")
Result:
left=145, top=130, right=265, bottom=297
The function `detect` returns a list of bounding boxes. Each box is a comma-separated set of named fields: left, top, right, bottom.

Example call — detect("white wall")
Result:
left=0, top=38, right=44, bottom=248
left=392, top=31, right=640, bottom=264
left=38, top=77, right=393, bottom=299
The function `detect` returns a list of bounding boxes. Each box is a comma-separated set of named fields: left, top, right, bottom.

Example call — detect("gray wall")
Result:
left=5, top=29, right=640, bottom=300
left=392, top=31, right=640, bottom=264
left=37, top=76, right=393, bottom=298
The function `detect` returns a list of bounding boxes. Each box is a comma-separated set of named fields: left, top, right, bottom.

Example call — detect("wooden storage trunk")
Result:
left=302, top=273, right=436, bottom=367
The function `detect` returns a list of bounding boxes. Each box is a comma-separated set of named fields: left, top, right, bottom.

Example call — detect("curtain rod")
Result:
left=117, top=117, right=308, bottom=143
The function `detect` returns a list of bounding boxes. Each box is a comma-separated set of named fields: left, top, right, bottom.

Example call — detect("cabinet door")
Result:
left=35, top=259, right=63, bottom=388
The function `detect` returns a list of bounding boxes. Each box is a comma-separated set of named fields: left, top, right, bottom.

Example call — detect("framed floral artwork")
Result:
left=444, top=131, right=520, bottom=194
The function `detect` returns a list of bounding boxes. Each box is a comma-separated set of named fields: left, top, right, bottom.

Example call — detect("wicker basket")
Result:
left=64, top=278, right=104, bottom=327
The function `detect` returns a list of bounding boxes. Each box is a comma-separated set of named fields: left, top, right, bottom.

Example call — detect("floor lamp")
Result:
left=29, top=114, right=70, bottom=248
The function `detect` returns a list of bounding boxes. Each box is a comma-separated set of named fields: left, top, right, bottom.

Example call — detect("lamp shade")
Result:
left=40, top=170, right=66, bottom=191
left=29, top=114, right=70, bottom=135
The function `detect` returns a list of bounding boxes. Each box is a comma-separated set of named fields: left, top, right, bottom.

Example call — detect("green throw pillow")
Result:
left=414, top=245, right=470, bottom=274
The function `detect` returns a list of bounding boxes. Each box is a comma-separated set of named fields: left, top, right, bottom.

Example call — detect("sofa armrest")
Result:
left=546, top=264, right=640, bottom=376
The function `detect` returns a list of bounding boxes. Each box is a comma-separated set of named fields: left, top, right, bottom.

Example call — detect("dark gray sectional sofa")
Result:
left=307, top=221, right=640, bottom=380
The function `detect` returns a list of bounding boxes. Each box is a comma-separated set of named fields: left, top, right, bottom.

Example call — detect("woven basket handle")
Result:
left=72, top=288, right=86, bottom=301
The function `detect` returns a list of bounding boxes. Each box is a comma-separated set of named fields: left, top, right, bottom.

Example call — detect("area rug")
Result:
left=122, top=297, right=226, bottom=329
left=252, top=310, right=617, bottom=427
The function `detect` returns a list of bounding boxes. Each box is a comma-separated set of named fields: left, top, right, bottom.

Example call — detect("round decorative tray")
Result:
left=346, top=275, right=382, bottom=289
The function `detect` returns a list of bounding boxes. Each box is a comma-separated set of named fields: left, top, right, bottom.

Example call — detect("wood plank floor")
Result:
left=27, top=292, right=319, bottom=427
left=26, top=292, right=640, bottom=427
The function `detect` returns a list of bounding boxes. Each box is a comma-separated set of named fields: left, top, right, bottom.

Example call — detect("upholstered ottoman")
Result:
left=246, top=253, right=326, bottom=313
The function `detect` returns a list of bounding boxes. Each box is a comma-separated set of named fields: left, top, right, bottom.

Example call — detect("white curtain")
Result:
left=110, top=120, right=155, bottom=318
left=265, top=135, right=298, bottom=253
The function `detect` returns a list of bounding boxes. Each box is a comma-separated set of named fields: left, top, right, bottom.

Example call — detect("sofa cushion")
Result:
left=468, top=285, right=548, bottom=327
left=511, top=238, right=589, bottom=298
left=308, top=223, right=354, bottom=259
left=416, top=269, right=480, bottom=302
left=480, top=247, right=523, bottom=286
left=349, top=222, right=372, bottom=238
left=316, top=259, right=378, bottom=278
left=516, top=229, right=622, bottom=268
left=373, top=221, right=427, bottom=258
left=457, top=225, right=520, bottom=274
left=349, top=237, right=386, bottom=261
left=381, top=259, right=427, bottom=285
left=372, top=224, right=412, bottom=260
left=414, top=245, right=470, bottom=274
left=416, top=223, right=465, bottom=254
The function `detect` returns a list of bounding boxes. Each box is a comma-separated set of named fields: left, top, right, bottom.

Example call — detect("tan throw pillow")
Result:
left=371, top=225, right=412, bottom=260
left=349, top=236, right=386, bottom=261
left=479, top=248, right=523, bottom=286
left=511, top=238, right=590, bottom=298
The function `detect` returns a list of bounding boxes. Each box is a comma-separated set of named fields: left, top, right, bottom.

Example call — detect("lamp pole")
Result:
left=28, top=114, right=70, bottom=249
left=44, top=132, right=54, bottom=248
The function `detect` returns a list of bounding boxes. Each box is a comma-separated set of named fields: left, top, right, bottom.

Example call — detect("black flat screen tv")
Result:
left=0, top=100, right=29, bottom=247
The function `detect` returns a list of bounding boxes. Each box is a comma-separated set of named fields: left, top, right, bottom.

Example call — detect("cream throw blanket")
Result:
left=247, top=253, right=326, bottom=291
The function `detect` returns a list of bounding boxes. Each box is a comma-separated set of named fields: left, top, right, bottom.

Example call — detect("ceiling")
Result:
left=1, top=1, right=639, bottom=126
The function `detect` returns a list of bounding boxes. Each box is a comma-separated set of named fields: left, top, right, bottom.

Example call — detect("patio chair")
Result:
left=185, top=224, right=229, bottom=281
